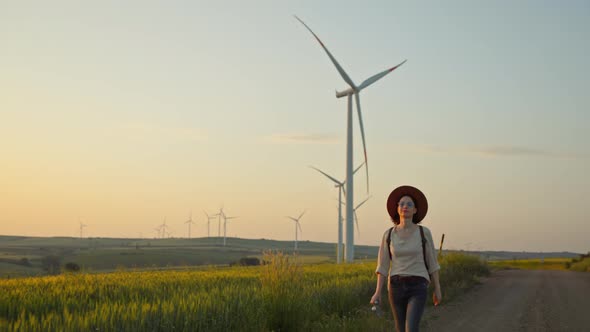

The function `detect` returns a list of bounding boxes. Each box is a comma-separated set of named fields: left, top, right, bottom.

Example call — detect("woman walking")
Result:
left=370, top=185, right=442, bottom=332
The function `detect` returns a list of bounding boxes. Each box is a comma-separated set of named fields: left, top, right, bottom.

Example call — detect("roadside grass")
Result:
left=487, top=257, right=570, bottom=271
left=435, top=253, right=490, bottom=302
left=569, top=256, right=590, bottom=272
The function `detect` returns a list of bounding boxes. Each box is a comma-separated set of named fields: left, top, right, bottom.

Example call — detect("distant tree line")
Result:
left=40, top=255, right=81, bottom=274
left=229, top=257, right=261, bottom=267
left=0, top=257, right=31, bottom=267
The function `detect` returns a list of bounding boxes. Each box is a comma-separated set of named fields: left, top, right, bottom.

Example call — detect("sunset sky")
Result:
left=1, top=1, right=588, bottom=253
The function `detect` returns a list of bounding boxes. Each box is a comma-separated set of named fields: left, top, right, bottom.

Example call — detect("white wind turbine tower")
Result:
left=203, top=211, right=217, bottom=238
left=216, top=207, right=224, bottom=238
left=185, top=211, right=196, bottom=239
left=309, top=163, right=363, bottom=264
left=296, top=16, right=406, bottom=262
left=221, top=211, right=238, bottom=247
left=285, top=211, right=305, bottom=251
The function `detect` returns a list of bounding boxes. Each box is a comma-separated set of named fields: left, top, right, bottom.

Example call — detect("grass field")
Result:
left=0, top=252, right=489, bottom=331
left=487, top=258, right=571, bottom=271
left=568, top=256, right=590, bottom=272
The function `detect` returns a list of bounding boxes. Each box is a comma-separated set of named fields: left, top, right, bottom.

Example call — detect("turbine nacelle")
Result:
left=336, top=87, right=355, bottom=98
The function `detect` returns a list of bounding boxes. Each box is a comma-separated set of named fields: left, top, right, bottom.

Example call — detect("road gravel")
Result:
left=421, top=269, right=590, bottom=332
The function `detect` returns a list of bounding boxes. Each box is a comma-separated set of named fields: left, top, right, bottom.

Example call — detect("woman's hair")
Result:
left=391, top=194, right=421, bottom=225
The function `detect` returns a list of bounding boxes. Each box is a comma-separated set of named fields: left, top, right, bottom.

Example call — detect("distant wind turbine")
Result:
left=286, top=210, right=305, bottom=251
left=296, top=16, right=406, bottom=262
left=309, top=163, right=363, bottom=264
left=217, top=207, right=224, bottom=238
left=79, top=219, right=87, bottom=239
left=185, top=211, right=196, bottom=239
left=159, top=218, right=169, bottom=239
left=154, top=226, right=162, bottom=239
left=203, top=211, right=217, bottom=238
left=221, top=211, right=238, bottom=246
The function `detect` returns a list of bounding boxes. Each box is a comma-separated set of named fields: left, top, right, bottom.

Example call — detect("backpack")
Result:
left=386, top=225, right=429, bottom=273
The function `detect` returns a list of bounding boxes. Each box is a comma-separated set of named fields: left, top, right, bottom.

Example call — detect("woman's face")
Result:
left=397, top=195, right=417, bottom=220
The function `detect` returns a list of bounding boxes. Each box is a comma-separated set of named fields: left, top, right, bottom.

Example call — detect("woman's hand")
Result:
left=370, top=292, right=381, bottom=305
left=433, top=288, right=442, bottom=306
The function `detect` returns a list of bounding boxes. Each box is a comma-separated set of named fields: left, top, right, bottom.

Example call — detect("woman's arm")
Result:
left=370, top=273, right=387, bottom=304
left=424, top=227, right=442, bottom=305
left=372, top=229, right=392, bottom=304
left=430, top=270, right=442, bottom=305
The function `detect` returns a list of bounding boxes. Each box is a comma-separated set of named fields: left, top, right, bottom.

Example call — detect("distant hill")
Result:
left=0, top=235, right=583, bottom=277
left=455, top=250, right=582, bottom=261
left=0, top=235, right=378, bottom=277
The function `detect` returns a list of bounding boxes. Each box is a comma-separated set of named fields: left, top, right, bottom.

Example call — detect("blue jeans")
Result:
left=388, top=275, right=428, bottom=332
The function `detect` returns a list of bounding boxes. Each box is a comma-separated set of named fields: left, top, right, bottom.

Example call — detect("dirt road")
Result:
left=421, top=269, right=590, bottom=332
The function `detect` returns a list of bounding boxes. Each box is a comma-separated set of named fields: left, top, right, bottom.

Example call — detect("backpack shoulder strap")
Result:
left=419, top=226, right=430, bottom=273
left=386, top=227, right=394, bottom=261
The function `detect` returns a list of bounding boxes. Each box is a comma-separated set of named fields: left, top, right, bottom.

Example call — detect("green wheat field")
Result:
left=0, top=252, right=489, bottom=332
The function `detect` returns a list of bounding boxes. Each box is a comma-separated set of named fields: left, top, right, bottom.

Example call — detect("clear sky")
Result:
left=1, top=1, right=589, bottom=253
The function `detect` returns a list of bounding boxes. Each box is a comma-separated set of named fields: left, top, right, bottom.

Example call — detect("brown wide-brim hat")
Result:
left=386, top=185, right=428, bottom=223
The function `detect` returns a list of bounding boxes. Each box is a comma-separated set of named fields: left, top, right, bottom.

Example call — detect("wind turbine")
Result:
left=296, top=16, right=406, bottom=262
left=79, top=219, right=87, bottom=239
left=286, top=210, right=305, bottom=251
left=159, top=218, right=169, bottom=239
left=309, top=162, right=363, bottom=264
left=222, top=211, right=238, bottom=246
left=217, top=207, right=224, bottom=238
left=203, top=211, right=217, bottom=238
left=185, top=211, right=196, bottom=239
left=154, top=226, right=162, bottom=239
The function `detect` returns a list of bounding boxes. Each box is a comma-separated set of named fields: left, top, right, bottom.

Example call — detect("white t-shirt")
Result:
left=375, top=225, right=440, bottom=282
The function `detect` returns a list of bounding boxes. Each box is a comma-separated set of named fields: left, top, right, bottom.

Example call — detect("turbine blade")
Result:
left=354, top=196, right=371, bottom=210
left=342, top=162, right=364, bottom=186
left=353, top=162, right=364, bottom=175
left=298, top=222, right=303, bottom=233
left=355, top=93, right=369, bottom=193
left=357, top=60, right=407, bottom=91
left=354, top=211, right=360, bottom=236
left=298, top=210, right=306, bottom=220
left=286, top=216, right=298, bottom=222
left=309, top=166, right=342, bottom=185
left=294, top=16, right=357, bottom=90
